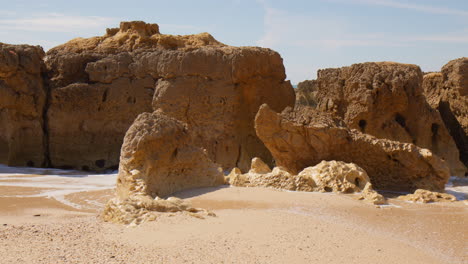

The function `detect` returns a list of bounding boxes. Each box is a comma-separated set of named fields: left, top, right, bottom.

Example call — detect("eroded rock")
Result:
left=306, top=62, right=466, bottom=177
left=397, top=189, right=457, bottom=203
left=295, top=80, right=318, bottom=107
left=45, top=21, right=294, bottom=171
left=0, top=43, right=47, bottom=167
left=255, top=104, right=450, bottom=192
left=103, top=196, right=213, bottom=225
left=226, top=158, right=385, bottom=204
left=423, top=58, right=468, bottom=173
left=103, top=111, right=224, bottom=224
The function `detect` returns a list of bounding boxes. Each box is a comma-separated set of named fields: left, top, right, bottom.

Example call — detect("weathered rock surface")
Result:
left=103, top=196, right=213, bottom=225
left=0, top=43, right=47, bottom=167
left=423, top=58, right=468, bottom=173
left=309, top=62, right=466, bottom=177
left=115, top=111, right=224, bottom=199
left=398, top=189, right=457, bottom=203
left=295, top=80, right=317, bottom=107
left=45, top=21, right=294, bottom=171
left=255, top=104, right=450, bottom=192
left=226, top=158, right=384, bottom=204
left=103, top=110, right=224, bottom=224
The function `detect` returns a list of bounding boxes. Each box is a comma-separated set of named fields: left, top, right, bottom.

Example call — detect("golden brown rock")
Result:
left=227, top=158, right=384, bottom=204
left=309, top=62, right=466, bottom=177
left=423, top=58, right=468, bottom=173
left=298, top=160, right=369, bottom=193
left=397, top=189, right=457, bottom=203
left=226, top=158, right=315, bottom=192
left=103, top=110, right=224, bottom=224
left=0, top=43, right=47, bottom=167
left=115, top=111, right=224, bottom=199
left=45, top=21, right=294, bottom=171
left=103, top=195, right=213, bottom=225
left=295, top=80, right=317, bottom=107
left=255, top=104, right=450, bottom=192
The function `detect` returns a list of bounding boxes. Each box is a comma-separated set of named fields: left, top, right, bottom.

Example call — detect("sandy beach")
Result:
left=0, top=167, right=466, bottom=264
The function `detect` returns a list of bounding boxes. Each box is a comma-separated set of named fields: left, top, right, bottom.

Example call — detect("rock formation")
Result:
left=0, top=43, right=47, bottom=167
left=255, top=104, right=450, bottom=192
left=423, top=58, right=468, bottom=173
left=226, top=158, right=385, bottom=204
left=44, top=21, right=294, bottom=171
left=304, top=62, right=465, bottom=177
left=115, top=111, right=224, bottom=199
left=103, top=110, right=224, bottom=224
left=295, top=80, right=318, bottom=107
left=398, top=189, right=457, bottom=203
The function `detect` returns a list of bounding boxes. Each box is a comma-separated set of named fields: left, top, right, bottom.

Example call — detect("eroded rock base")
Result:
left=398, top=189, right=457, bottom=203
left=226, top=159, right=385, bottom=205
left=103, top=196, right=215, bottom=225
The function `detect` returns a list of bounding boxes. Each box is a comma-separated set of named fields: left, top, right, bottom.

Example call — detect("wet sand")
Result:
left=0, top=182, right=467, bottom=264
left=0, top=166, right=466, bottom=263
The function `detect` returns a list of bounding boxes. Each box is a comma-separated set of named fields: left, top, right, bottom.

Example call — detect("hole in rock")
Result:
left=324, top=187, right=333, bottom=192
left=431, top=123, right=439, bottom=138
left=95, top=159, right=106, bottom=168
left=395, top=113, right=406, bottom=128
left=26, top=160, right=34, bottom=167
left=354, top=177, right=361, bottom=187
left=81, top=166, right=90, bottom=171
left=358, top=120, right=367, bottom=132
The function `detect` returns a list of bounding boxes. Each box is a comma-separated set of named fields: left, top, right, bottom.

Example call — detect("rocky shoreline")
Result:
left=1, top=21, right=467, bottom=235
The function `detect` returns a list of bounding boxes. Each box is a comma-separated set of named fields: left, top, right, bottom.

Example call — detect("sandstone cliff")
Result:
left=423, top=58, right=468, bottom=173
left=304, top=62, right=466, bottom=177
left=0, top=43, right=47, bottom=167
left=44, top=21, right=294, bottom=171
left=255, top=104, right=450, bottom=192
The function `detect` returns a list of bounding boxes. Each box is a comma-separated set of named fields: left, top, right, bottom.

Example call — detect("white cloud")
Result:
left=0, top=13, right=118, bottom=32
left=329, top=0, right=468, bottom=16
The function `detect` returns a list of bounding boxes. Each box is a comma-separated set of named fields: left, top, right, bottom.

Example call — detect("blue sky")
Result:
left=0, top=0, right=467, bottom=84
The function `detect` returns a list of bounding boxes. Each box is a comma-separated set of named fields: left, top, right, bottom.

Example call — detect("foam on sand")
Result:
left=0, top=164, right=117, bottom=209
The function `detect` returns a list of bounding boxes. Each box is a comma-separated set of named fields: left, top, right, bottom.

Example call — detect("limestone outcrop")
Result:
left=295, top=80, right=317, bottom=107
left=0, top=43, right=47, bottom=167
left=305, top=62, right=466, bottom=177
left=226, top=158, right=385, bottom=204
left=423, top=58, right=468, bottom=172
left=115, top=111, right=224, bottom=199
left=255, top=104, right=450, bottom=192
left=103, top=110, right=224, bottom=224
left=398, top=189, right=457, bottom=203
left=44, top=21, right=294, bottom=171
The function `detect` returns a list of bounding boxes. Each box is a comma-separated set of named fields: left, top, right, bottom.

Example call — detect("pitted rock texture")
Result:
left=226, top=158, right=384, bottom=204
left=103, top=196, right=214, bottom=225
left=295, top=80, right=318, bottom=107
left=115, top=111, right=224, bottom=200
left=423, top=58, right=468, bottom=173
left=104, top=111, right=223, bottom=224
left=0, top=43, right=47, bottom=167
left=255, top=104, right=450, bottom=192
left=311, top=62, right=465, bottom=177
left=397, top=189, right=457, bottom=203
left=45, top=21, right=294, bottom=171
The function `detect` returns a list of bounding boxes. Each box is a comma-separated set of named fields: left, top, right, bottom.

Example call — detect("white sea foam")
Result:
left=445, top=176, right=468, bottom=201
left=0, top=164, right=117, bottom=209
